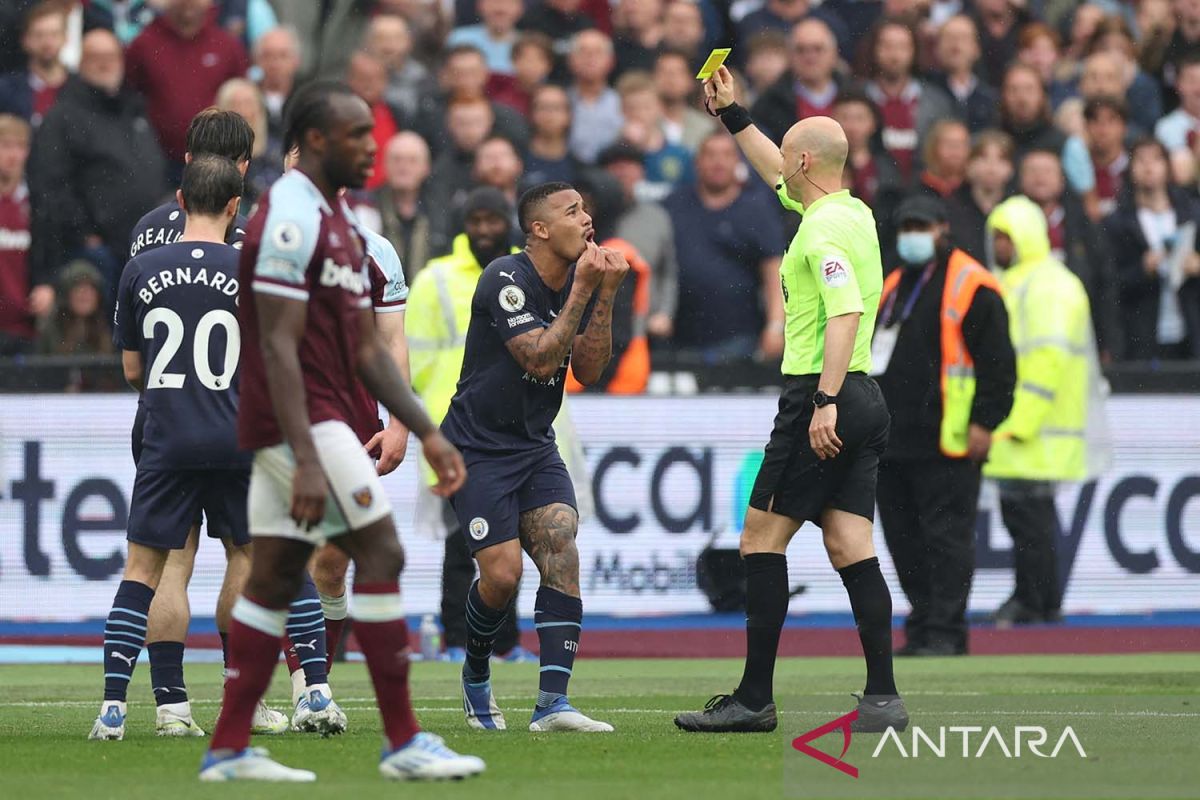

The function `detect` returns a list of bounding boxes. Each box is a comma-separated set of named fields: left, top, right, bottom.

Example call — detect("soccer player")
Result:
left=125, top=109, right=338, bottom=736
left=199, top=81, right=483, bottom=782
left=90, top=155, right=276, bottom=740
left=441, top=181, right=627, bottom=733
left=307, top=208, right=412, bottom=677
left=674, top=67, right=907, bottom=733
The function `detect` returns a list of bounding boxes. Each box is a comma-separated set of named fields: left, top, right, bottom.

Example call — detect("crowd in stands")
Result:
left=1, top=0, right=1199, bottom=378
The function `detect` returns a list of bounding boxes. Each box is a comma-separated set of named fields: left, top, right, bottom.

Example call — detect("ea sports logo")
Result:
left=469, top=517, right=489, bottom=540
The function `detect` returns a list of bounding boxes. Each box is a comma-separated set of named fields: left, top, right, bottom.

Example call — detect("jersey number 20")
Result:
left=142, top=308, right=240, bottom=391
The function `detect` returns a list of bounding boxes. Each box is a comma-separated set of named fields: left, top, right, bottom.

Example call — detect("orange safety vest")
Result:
left=565, top=237, right=651, bottom=394
left=878, top=249, right=1002, bottom=457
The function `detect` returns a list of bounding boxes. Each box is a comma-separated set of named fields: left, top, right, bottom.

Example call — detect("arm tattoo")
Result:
left=505, top=287, right=592, bottom=381
left=519, top=503, right=580, bottom=595
left=570, top=294, right=613, bottom=385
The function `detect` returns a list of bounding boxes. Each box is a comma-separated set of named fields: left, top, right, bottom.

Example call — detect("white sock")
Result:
left=319, top=591, right=348, bottom=621
left=290, top=668, right=307, bottom=707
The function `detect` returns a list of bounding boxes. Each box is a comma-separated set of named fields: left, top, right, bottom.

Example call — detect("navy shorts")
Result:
left=127, top=468, right=251, bottom=549
left=449, top=445, right=577, bottom=554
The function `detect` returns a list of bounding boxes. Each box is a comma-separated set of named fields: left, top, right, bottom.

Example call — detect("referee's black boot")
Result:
left=849, top=694, right=909, bottom=733
left=674, top=694, right=777, bottom=733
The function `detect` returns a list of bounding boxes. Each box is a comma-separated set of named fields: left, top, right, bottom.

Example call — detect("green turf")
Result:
left=0, top=654, right=1197, bottom=799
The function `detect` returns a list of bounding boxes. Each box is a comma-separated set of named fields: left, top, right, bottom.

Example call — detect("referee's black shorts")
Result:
left=749, top=372, right=889, bottom=526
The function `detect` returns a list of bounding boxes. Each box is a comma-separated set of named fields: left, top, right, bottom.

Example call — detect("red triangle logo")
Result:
left=791, top=710, right=859, bottom=778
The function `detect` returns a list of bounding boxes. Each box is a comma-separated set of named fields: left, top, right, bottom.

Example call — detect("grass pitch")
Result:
left=0, top=654, right=1196, bottom=800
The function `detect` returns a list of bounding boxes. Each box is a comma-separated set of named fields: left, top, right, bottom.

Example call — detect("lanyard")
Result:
left=881, top=261, right=937, bottom=328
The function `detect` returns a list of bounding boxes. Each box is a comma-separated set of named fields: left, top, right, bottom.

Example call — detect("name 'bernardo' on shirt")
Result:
left=138, top=265, right=240, bottom=305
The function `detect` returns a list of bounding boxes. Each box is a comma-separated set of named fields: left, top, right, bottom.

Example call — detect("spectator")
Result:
left=653, top=48, right=715, bottom=152
left=252, top=26, right=299, bottom=150
left=617, top=71, right=694, bottom=201
left=612, top=0, right=665, bottom=77
left=269, top=0, right=371, bottom=81
left=1085, top=95, right=1129, bottom=217
left=875, top=195, right=1015, bottom=657
left=426, top=99, right=494, bottom=255
left=416, top=44, right=528, bottom=157
left=0, top=113, right=46, bottom=354
left=0, top=1, right=39, bottom=74
left=916, top=119, right=970, bottom=200
left=663, top=132, right=785, bottom=363
left=1154, top=55, right=1200, bottom=184
left=946, top=130, right=1014, bottom=263
left=833, top=89, right=903, bottom=241
left=39, top=0, right=110, bottom=72
left=1137, top=0, right=1175, bottom=79
left=752, top=18, right=840, bottom=144
left=519, top=0, right=593, bottom=64
left=661, top=0, right=705, bottom=59
left=472, top=136, right=524, bottom=236
left=984, top=195, right=1099, bottom=626
left=36, top=258, right=113, bottom=357
left=1062, top=3, right=1107, bottom=77
left=364, top=15, right=436, bottom=127
left=1104, top=137, right=1200, bottom=360
left=999, top=64, right=1097, bottom=203
left=742, top=30, right=789, bottom=107
left=861, top=19, right=960, bottom=183
left=735, top=0, right=848, bottom=60
left=489, top=31, right=554, bottom=116
left=1087, top=16, right=1163, bottom=137
left=1018, top=147, right=1122, bottom=360
left=370, top=131, right=434, bottom=282
left=969, top=0, right=1030, bottom=87
left=214, top=77, right=282, bottom=205
left=447, top=0, right=522, bottom=75
left=0, top=1, right=69, bottom=128
left=1158, top=0, right=1200, bottom=104
left=28, top=29, right=167, bottom=296
left=1016, top=22, right=1074, bottom=109
left=568, top=29, right=624, bottom=164
left=125, top=0, right=249, bottom=167
left=377, top=0, right=448, bottom=65
left=933, top=15, right=998, bottom=133
left=89, top=0, right=162, bottom=45
left=523, top=83, right=582, bottom=186
left=346, top=50, right=400, bottom=191
left=598, top=141, right=679, bottom=341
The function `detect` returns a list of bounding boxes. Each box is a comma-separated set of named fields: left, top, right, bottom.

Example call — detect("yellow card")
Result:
left=696, top=48, right=731, bottom=80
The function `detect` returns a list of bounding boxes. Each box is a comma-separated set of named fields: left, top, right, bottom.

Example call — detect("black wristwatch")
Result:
left=813, top=390, right=837, bottom=408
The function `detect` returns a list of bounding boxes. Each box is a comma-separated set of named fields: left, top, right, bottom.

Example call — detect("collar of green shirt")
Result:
left=775, top=182, right=851, bottom=215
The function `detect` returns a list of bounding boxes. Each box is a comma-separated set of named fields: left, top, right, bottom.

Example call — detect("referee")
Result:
left=675, top=68, right=906, bottom=734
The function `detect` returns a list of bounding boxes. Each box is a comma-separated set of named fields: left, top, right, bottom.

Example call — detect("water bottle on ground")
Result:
left=419, top=614, right=441, bottom=661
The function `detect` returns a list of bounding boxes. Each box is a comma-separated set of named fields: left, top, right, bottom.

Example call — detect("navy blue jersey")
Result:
left=113, top=241, right=249, bottom=471
left=129, top=200, right=248, bottom=258
left=442, top=252, right=593, bottom=454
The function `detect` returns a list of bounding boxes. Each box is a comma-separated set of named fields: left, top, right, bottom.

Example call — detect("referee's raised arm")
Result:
left=702, top=67, right=782, bottom=187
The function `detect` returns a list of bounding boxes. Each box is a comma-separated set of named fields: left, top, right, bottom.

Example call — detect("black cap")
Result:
left=894, top=193, right=948, bottom=226
left=596, top=141, right=644, bottom=167
left=462, top=187, right=513, bottom=221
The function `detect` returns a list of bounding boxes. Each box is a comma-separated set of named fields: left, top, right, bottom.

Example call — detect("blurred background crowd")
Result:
left=1, top=0, right=1199, bottom=379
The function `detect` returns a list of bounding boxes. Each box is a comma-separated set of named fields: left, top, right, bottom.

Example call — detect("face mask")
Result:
left=897, top=231, right=936, bottom=266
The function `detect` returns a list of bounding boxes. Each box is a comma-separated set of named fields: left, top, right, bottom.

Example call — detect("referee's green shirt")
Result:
left=776, top=185, right=882, bottom=376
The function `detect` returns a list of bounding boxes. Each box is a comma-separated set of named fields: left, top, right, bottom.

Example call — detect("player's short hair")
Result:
left=186, top=108, right=254, bottom=163
left=518, top=181, right=574, bottom=234
left=283, top=80, right=357, bottom=154
left=180, top=154, right=243, bottom=217
left=0, top=113, right=31, bottom=144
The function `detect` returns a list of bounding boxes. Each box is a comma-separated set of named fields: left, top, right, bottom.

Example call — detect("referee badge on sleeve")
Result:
left=821, top=256, right=850, bottom=287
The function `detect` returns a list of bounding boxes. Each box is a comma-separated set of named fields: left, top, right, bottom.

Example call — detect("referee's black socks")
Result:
left=733, top=552, right=789, bottom=712
left=838, top=557, right=899, bottom=696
